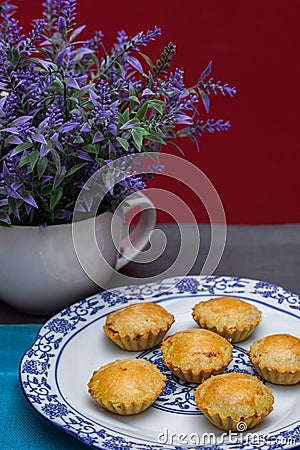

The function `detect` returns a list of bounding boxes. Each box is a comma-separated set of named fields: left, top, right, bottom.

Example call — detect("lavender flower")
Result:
left=83, top=30, right=103, bottom=51
left=45, top=104, right=64, bottom=130
left=114, top=29, right=128, bottom=51
left=17, top=122, right=35, bottom=140
left=20, top=19, right=45, bottom=56
left=200, top=78, right=237, bottom=97
left=5, top=16, right=24, bottom=45
left=196, top=118, right=231, bottom=135
left=2, top=92, right=18, bottom=121
left=0, top=0, right=235, bottom=226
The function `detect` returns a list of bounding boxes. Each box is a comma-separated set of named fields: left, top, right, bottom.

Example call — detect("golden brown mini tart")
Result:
left=160, top=328, right=233, bottom=383
left=194, top=372, right=274, bottom=431
left=192, top=296, right=262, bottom=343
left=88, top=358, right=166, bottom=415
left=103, top=302, right=175, bottom=351
left=248, top=333, right=300, bottom=385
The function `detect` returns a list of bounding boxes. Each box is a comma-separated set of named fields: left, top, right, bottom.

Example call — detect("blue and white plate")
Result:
left=20, top=276, right=300, bottom=449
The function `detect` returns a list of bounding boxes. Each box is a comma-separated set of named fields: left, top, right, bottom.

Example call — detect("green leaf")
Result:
left=129, top=95, right=140, bottom=108
left=0, top=220, right=11, bottom=228
left=72, top=83, right=94, bottom=98
left=8, top=141, right=33, bottom=155
left=53, top=167, right=66, bottom=189
left=117, top=137, right=129, bottom=151
left=51, top=77, right=64, bottom=93
left=149, top=100, right=164, bottom=114
left=11, top=50, right=20, bottom=68
left=66, top=96, right=79, bottom=105
left=27, top=57, right=57, bottom=71
left=134, top=126, right=149, bottom=135
left=139, top=52, right=155, bottom=70
left=122, top=108, right=130, bottom=123
left=41, top=184, right=53, bottom=196
left=69, top=24, right=87, bottom=42
left=0, top=211, right=11, bottom=226
left=148, top=72, right=155, bottom=90
left=129, top=83, right=136, bottom=98
left=73, top=136, right=84, bottom=144
left=82, top=144, right=97, bottom=154
left=120, top=118, right=140, bottom=130
left=67, top=162, right=88, bottom=177
left=129, top=95, right=139, bottom=103
left=145, top=132, right=166, bottom=144
left=131, top=128, right=144, bottom=151
left=37, top=158, right=48, bottom=179
left=198, top=87, right=210, bottom=113
left=50, top=148, right=61, bottom=169
left=50, top=188, right=63, bottom=210
left=176, top=128, right=191, bottom=138
left=199, top=60, right=212, bottom=82
left=145, top=151, right=160, bottom=162
left=166, top=140, right=185, bottom=155
left=117, top=112, right=125, bottom=128
left=95, top=157, right=106, bottom=166
left=135, top=101, right=149, bottom=120
left=19, top=151, right=39, bottom=172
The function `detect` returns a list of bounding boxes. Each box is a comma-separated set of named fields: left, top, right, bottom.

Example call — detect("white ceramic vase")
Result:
left=0, top=193, right=155, bottom=314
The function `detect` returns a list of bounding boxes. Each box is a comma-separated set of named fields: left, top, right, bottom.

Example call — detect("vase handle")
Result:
left=115, top=193, right=156, bottom=271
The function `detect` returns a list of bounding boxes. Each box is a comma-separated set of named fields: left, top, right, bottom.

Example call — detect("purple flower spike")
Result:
left=57, top=16, right=67, bottom=33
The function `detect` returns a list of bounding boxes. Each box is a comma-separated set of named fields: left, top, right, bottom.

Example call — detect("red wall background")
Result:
left=14, top=0, right=300, bottom=224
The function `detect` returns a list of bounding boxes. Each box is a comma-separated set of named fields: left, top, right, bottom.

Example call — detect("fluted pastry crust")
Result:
left=161, top=328, right=233, bottom=383
left=248, top=333, right=300, bottom=385
left=194, top=372, right=274, bottom=430
left=88, top=358, right=166, bottom=415
left=192, top=297, right=262, bottom=343
left=103, top=302, right=175, bottom=351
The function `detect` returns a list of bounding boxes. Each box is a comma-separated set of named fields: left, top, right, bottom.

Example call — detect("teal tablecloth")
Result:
left=0, top=325, right=89, bottom=450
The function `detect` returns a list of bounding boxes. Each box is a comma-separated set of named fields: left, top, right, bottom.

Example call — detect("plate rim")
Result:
left=19, top=275, right=300, bottom=450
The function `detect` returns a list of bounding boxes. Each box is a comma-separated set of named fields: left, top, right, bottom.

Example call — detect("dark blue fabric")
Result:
left=0, top=324, right=89, bottom=449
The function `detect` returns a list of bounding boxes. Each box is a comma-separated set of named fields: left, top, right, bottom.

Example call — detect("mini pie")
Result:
left=192, top=297, right=262, bottom=343
left=103, top=302, right=175, bottom=351
left=194, top=372, right=274, bottom=431
left=248, top=333, right=300, bottom=385
left=160, top=328, right=233, bottom=383
left=88, top=358, right=166, bottom=415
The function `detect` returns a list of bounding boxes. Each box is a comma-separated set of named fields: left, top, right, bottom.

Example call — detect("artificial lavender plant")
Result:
left=0, top=0, right=235, bottom=226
